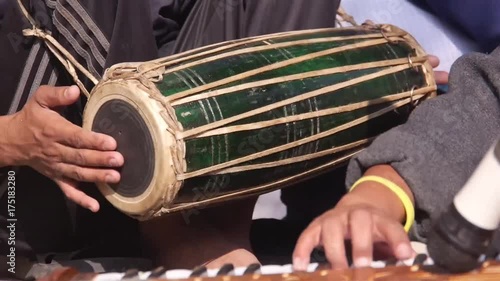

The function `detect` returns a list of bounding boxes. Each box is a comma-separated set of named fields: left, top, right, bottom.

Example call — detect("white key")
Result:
left=306, top=263, right=319, bottom=272
left=260, top=265, right=287, bottom=275
left=138, top=272, right=152, bottom=279
left=279, top=264, right=294, bottom=274
left=233, top=266, right=249, bottom=276
left=203, top=268, right=218, bottom=277
left=165, top=269, right=192, bottom=279
left=93, top=273, right=125, bottom=281
left=398, top=258, right=415, bottom=267
left=370, top=261, right=387, bottom=268
left=93, top=257, right=441, bottom=280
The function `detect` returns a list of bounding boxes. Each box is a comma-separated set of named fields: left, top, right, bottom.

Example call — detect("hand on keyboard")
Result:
left=292, top=196, right=414, bottom=270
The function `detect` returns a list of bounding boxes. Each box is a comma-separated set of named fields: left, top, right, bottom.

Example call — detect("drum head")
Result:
left=91, top=99, right=154, bottom=198
left=82, top=80, right=179, bottom=219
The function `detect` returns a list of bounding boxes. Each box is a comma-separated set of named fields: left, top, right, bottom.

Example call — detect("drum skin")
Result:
left=83, top=24, right=437, bottom=220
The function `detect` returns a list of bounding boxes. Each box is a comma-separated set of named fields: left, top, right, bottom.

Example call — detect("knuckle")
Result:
left=49, top=163, right=64, bottom=178
left=42, top=147, right=61, bottom=163
left=99, top=172, right=111, bottom=182
left=71, top=132, right=84, bottom=148
left=75, top=150, right=86, bottom=165
left=321, top=222, right=340, bottom=237
left=350, top=208, right=372, bottom=221
left=42, top=124, right=57, bottom=138
left=53, top=168, right=65, bottom=179
left=71, top=168, right=85, bottom=182
left=323, top=213, right=344, bottom=229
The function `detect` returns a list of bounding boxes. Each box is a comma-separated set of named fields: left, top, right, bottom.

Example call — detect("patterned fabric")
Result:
left=7, top=0, right=112, bottom=115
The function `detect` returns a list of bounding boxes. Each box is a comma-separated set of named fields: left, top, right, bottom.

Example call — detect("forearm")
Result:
left=345, top=47, right=500, bottom=239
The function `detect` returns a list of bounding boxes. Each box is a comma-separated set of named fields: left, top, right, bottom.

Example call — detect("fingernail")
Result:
left=355, top=257, right=370, bottom=268
left=64, top=86, right=78, bottom=98
left=293, top=257, right=308, bottom=271
left=105, top=174, right=116, bottom=182
left=396, top=244, right=412, bottom=258
left=103, top=138, right=116, bottom=150
left=109, top=158, right=118, bottom=167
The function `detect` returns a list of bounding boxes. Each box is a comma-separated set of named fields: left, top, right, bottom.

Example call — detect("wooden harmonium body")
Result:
left=37, top=255, right=500, bottom=281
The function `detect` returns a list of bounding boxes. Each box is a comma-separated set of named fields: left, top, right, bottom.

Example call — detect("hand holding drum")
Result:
left=2, top=85, right=122, bottom=212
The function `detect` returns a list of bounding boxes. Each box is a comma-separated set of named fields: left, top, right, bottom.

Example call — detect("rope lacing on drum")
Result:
left=336, top=6, right=358, bottom=27
left=16, top=0, right=97, bottom=98
left=361, top=21, right=401, bottom=44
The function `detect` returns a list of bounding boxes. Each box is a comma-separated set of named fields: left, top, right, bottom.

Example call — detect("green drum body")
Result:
left=83, top=24, right=436, bottom=220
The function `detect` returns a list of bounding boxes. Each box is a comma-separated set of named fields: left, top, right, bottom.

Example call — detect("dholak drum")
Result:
left=79, top=23, right=437, bottom=220
left=16, top=0, right=436, bottom=220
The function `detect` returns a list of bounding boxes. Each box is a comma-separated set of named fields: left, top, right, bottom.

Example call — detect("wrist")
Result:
left=339, top=183, right=405, bottom=222
left=0, top=114, right=22, bottom=167
left=346, top=165, right=415, bottom=224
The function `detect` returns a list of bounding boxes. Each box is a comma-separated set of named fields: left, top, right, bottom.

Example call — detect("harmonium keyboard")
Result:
left=37, top=254, right=500, bottom=281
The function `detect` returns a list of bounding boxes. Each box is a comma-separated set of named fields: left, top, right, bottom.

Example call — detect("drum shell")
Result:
left=83, top=24, right=436, bottom=220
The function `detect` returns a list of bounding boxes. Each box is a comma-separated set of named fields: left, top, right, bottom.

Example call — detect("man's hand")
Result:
left=4, top=85, right=123, bottom=212
left=427, top=55, right=449, bottom=85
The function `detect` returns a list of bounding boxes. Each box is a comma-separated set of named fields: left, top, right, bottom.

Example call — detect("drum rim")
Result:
left=82, top=80, right=179, bottom=219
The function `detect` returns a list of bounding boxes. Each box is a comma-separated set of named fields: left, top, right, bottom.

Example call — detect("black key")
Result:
left=385, top=257, right=398, bottom=266
left=191, top=266, right=208, bottom=277
left=484, top=247, right=498, bottom=260
left=243, top=263, right=261, bottom=275
left=122, top=269, right=139, bottom=280
left=148, top=267, right=167, bottom=278
left=217, top=264, right=235, bottom=276
left=413, top=254, right=428, bottom=265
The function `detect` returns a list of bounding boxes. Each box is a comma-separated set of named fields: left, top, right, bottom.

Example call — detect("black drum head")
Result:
left=92, top=99, right=155, bottom=198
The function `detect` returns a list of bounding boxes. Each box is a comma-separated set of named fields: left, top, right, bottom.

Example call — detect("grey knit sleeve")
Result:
left=345, top=47, right=500, bottom=242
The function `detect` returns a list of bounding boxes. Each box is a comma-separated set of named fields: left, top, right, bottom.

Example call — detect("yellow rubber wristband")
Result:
left=349, top=175, right=415, bottom=232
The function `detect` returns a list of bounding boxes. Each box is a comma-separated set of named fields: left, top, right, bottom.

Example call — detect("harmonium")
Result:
left=36, top=255, right=500, bottom=281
